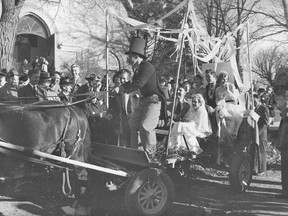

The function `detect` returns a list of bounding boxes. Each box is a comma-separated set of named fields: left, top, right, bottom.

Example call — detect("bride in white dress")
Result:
left=168, top=94, right=212, bottom=155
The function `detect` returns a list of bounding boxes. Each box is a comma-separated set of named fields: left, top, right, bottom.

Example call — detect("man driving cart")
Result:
left=116, top=37, right=167, bottom=160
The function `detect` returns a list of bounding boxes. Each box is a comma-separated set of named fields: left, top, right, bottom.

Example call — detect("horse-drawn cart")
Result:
left=0, top=111, right=257, bottom=216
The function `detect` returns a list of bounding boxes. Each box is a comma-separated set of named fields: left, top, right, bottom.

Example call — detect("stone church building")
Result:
left=13, top=0, right=129, bottom=75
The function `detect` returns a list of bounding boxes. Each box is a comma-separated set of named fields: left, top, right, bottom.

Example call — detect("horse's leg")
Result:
left=73, top=167, right=92, bottom=216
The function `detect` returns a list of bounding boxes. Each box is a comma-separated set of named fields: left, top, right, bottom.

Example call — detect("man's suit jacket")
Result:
left=18, top=84, right=46, bottom=104
left=205, top=82, right=217, bottom=108
left=76, top=83, right=91, bottom=101
left=122, top=61, right=167, bottom=121
left=255, top=104, right=269, bottom=140
left=0, top=84, right=18, bottom=102
left=173, top=99, right=190, bottom=122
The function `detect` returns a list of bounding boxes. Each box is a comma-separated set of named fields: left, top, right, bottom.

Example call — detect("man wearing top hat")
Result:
left=118, top=37, right=167, bottom=157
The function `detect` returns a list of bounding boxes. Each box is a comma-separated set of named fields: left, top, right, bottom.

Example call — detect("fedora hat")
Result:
left=0, top=69, right=7, bottom=77
left=39, top=72, right=52, bottom=81
left=7, top=69, right=19, bottom=79
left=19, top=74, right=30, bottom=86
left=85, top=73, right=101, bottom=81
left=71, top=63, right=80, bottom=70
left=125, top=37, right=146, bottom=59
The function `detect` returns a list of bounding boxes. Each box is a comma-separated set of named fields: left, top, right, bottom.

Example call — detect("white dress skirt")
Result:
left=168, top=105, right=212, bottom=155
left=215, top=99, right=246, bottom=143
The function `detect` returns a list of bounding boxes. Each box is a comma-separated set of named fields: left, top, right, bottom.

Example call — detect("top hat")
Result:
left=39, top=72, right=52, bottom=81
left=85, top=73, right=101, bottom=81
left=125, top=37, right=146, bottom=59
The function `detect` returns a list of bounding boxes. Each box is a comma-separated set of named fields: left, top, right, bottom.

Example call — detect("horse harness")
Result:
left=40, top=105, right=84, bottom=159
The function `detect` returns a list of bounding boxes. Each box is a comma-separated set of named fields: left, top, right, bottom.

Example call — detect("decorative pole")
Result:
left=106, top=8, right=109, bottom=108
left=246, top=22, right=254, bottom=108
left=165, top=1, right=190, bottom=156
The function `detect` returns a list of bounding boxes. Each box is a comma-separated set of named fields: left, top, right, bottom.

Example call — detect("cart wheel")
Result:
left=125, top=168, right=175, bottom=216
left=229, top=152, right=252, bottom=193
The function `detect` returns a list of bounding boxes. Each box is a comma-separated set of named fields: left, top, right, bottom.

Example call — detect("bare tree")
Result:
left=252, top=0, right=288, bottom=42
left=252, top=46, right=288, bottom=87
left=0, top=0, right=26, bottom=69
left=0, top=0, right=64, bottom=70
left=120, top=0, right=186, bottom=77
left=194, top=0, right=260, bottom=69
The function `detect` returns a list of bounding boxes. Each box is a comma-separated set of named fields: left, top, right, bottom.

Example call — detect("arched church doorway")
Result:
left=14, top=14, right=55, bottom=73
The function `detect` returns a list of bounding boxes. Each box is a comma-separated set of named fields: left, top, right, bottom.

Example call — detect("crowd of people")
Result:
left=0, top=56, right=276, bottom=162
left=1, top=38, right=288, bottom=199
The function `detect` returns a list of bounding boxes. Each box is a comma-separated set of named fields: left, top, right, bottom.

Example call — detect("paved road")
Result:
left=0, top=166, right=287, bottom=216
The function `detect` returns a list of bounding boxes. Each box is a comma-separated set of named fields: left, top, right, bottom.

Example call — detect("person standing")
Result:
left=253, top=94, right=269, bottom=174
left=204, top=69, right=218, bottom=136
left=0, top=69, right=19, bottom=101
left=172, top=84, right=190, bottom=123
left=159, top=76, right=170, bottom=100
left=38, top=72, right=60, bottom=101
left=265, top=86, right=277, bottom=125
left=18, top=69, right=46, bottom=103
left=118, top=37, right=167, bottom=157
left=276, top=90, right=288, bottom=199
left=58, top=77, right=73, bottom=104
left=39, top=57, right=49, bottom=72
left=76, top=74, right=101, bottom=101
left=168, top=79, right=176, bottom=100
left=50, top=71, right=62, bottom=94
left=0, top=69, right=7, bottom=88
left=189, top=74, right=206, bottom=97
left=70, top=63, right=86, bottom=94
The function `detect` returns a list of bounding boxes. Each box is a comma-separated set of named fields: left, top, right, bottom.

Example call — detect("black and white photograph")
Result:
left=0, top=0, right=288, bottom=215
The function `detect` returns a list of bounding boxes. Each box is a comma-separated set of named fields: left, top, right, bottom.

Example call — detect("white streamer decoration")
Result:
left=107, top=0, right=249, bottom=87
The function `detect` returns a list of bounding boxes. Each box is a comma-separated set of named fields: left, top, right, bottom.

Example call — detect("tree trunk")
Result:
left=0, top=0, right=24, bottom=70
left=282, top=0, right=288, bottom=30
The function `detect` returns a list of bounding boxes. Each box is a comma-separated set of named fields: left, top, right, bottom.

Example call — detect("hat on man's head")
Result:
left=125, top=37, right=146, bottom=59
left=54, top=71, right=62, bottom=76
left=0, top=68, right=7, bottom=77
left=71, top=63, right=80, bottom=70
left=28, top=69, right=41, bottom=76
left=19, top=74, right=30, bottom=86
left=39, top=71, right=52, bottom=81
left=85, top=73, right=101, bottom=81
left=7, top=69, right=19, bottom=79
left=169, top=79, right=175, bottom=85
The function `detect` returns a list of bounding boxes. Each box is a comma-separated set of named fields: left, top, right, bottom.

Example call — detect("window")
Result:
left=17, top=15, right=48, bottom=39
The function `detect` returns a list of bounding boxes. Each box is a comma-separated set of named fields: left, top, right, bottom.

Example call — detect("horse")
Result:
left=0, top=100, right=91, bottom=214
